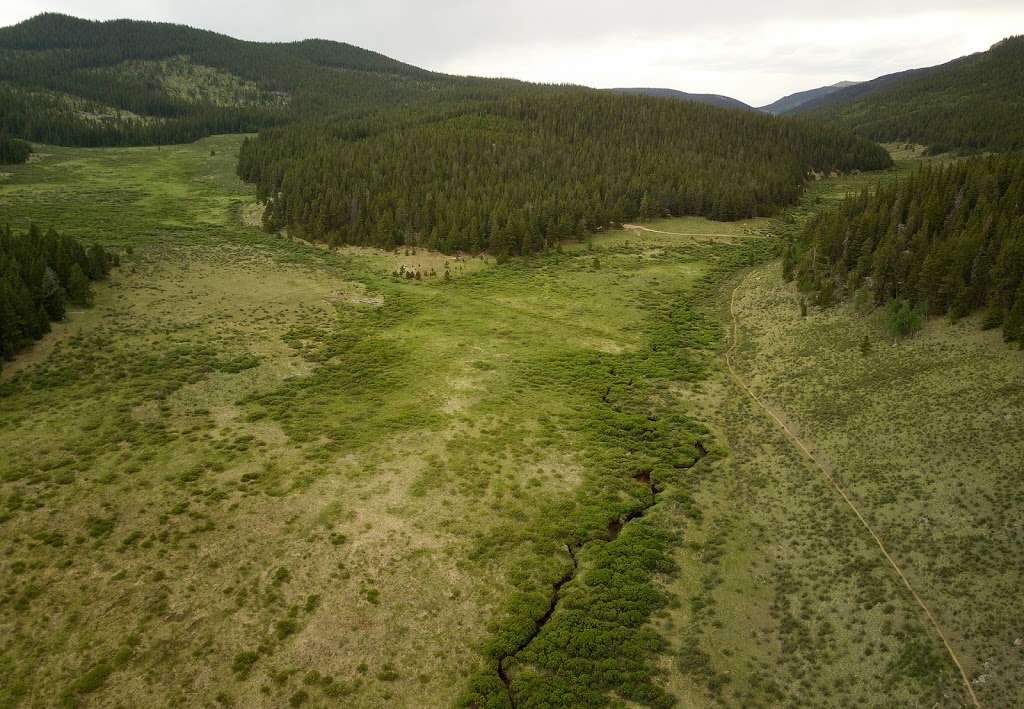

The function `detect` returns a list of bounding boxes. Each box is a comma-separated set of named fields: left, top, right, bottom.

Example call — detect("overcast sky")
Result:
left=3, top=1, right=1023, bottom=105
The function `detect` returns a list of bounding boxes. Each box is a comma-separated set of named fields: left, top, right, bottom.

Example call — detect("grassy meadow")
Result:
left=717, top=262, right=1024, bottom=708
left=0, top=135, right=758, bottom=707
left=0, top=137, right=1015, bottom=708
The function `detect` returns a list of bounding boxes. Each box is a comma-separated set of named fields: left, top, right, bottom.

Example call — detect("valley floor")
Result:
left=695, top=263, right=1023, bottom=708
left=0, top=138, right=1019, bottom=708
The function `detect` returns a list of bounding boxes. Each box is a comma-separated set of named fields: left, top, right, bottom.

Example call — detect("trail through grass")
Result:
left=725, top=272, right=981, bottom=709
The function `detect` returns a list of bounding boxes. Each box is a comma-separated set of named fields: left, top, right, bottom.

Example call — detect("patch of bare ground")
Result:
left=240, top=201, right=264, bottom=228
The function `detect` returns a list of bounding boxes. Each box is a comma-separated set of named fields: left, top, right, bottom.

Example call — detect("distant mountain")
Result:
left=786, top=69, right=931, bottom=115
left=791, top=36, right=1024, bottom=153
left=759, top=81, right=859, bottom=115
left=610, top=87, right=753, bottom=111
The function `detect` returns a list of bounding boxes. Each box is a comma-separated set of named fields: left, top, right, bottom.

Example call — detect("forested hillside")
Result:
left=238, top=91, right=891, bottom=255
left=0, top=13, right=513, bottom=146
left=794, top=36, right=1024, bottom=153
left=788, top=153, right=1024, bottom=343
left=0, top=223, right=115, bottom=368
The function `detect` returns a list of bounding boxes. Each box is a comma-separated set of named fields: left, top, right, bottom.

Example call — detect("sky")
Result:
left=2, top=1, right=1023, bottom=106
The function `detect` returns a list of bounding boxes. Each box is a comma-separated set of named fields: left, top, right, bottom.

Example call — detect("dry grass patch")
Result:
left=725, top=261, right=1024, bottom=708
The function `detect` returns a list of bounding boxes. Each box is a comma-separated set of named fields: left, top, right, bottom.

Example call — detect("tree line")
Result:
left=787, top=152, right=1024, bottom=343
left=237, top=91, right=892, bottom=256
left=0, top=223, right=116, bottom=368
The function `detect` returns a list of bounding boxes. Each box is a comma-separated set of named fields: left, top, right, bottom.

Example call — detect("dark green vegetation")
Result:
left=0, top=223, right=114, bottom=367
left=0, top=14, right=896, bottom=261
left=788, top=152, right=1024, bottom=343
left=0, top=133, right=30, bottom=164
left=458, top=241, right=776, bottom=708
left=238, top=92, right=890, bottom=255
left=610, top=87, right=753, bottom=111
left=0, top=13, right=519, bottom=147
left=794, top=36, right=1024, bottom=153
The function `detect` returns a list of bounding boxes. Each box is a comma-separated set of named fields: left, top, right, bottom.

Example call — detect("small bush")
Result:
left=232, top=651, right=259, bottom=678
left=886, top=299, right=923, bottom=338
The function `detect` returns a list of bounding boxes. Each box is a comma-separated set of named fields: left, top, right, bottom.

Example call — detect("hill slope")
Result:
left=610, top=87, right=753, bottom=111
left=238, top=91, right=892, bottom=255
left=759, top=81, right=858, bottom=114
left=0, top=13, right=497, bottom=146
left=793, top=36, right=1024, bottom=153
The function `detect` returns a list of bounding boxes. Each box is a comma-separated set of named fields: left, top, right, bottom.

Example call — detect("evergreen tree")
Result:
left=238, top=91, right=890, bottom=257
left=0, top=223, right=111, bottom=362
left=66, top=264, right=92, bottom=306
left=0, top=132, right=31, bottom=164
left=794, top=153, right=1024, bottom=343
left=1005, top=286, right=1024, bottom=343
left=40, top=267, right=65, bottom=320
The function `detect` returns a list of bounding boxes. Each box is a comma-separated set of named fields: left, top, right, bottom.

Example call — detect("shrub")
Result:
left=886, top=299, right=923, bottom=338
left=232, top=651, right=259, bottom=678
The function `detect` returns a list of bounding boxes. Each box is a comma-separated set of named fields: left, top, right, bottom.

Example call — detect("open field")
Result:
left=0, top=136, right=759, bottom=707
left=712, top=262, right=1024, bottom=708
left=0, top=136, right=1017, bottom=708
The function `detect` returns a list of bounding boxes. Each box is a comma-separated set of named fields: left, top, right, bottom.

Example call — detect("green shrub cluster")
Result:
left=457, top=241, right=783, bottom=707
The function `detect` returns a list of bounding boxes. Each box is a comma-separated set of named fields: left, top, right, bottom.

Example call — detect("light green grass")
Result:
left=0, top=136, right=754, bottom=707
left=716, top=263, right=1024, bottom=708
left=0, top=138, right=1000, bottom=708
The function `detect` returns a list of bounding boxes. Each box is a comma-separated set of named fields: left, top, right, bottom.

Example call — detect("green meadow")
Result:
left=0, top=137, right=1015, bottom=707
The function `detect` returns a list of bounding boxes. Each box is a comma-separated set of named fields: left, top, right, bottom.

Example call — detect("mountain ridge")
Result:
left=759, top=81, right=859, bottom=115
left=609, top=87, right=753, bottom=111
left=0, top=12, right=504, bottom=146
left=789, top=36, right=1024, bottom=152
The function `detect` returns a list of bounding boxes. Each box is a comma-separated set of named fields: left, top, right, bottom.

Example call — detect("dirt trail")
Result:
left=724, top=272, right=982, bottom=709
left=623, top=224, right=763, bottom=242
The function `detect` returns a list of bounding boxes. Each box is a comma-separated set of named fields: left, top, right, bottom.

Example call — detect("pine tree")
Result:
left=40, top=267, right=65, bottom=321
left=639, top=193, right=654, bottom=221
left=1004, top=286, right=1024, bottom=343
left=782, top=243, right=796, bottom=282
left=66, top=264, right=93, bottom=306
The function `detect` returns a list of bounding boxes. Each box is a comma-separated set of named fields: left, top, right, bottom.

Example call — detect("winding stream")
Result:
left=496, top=440, right=708, bottom=707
